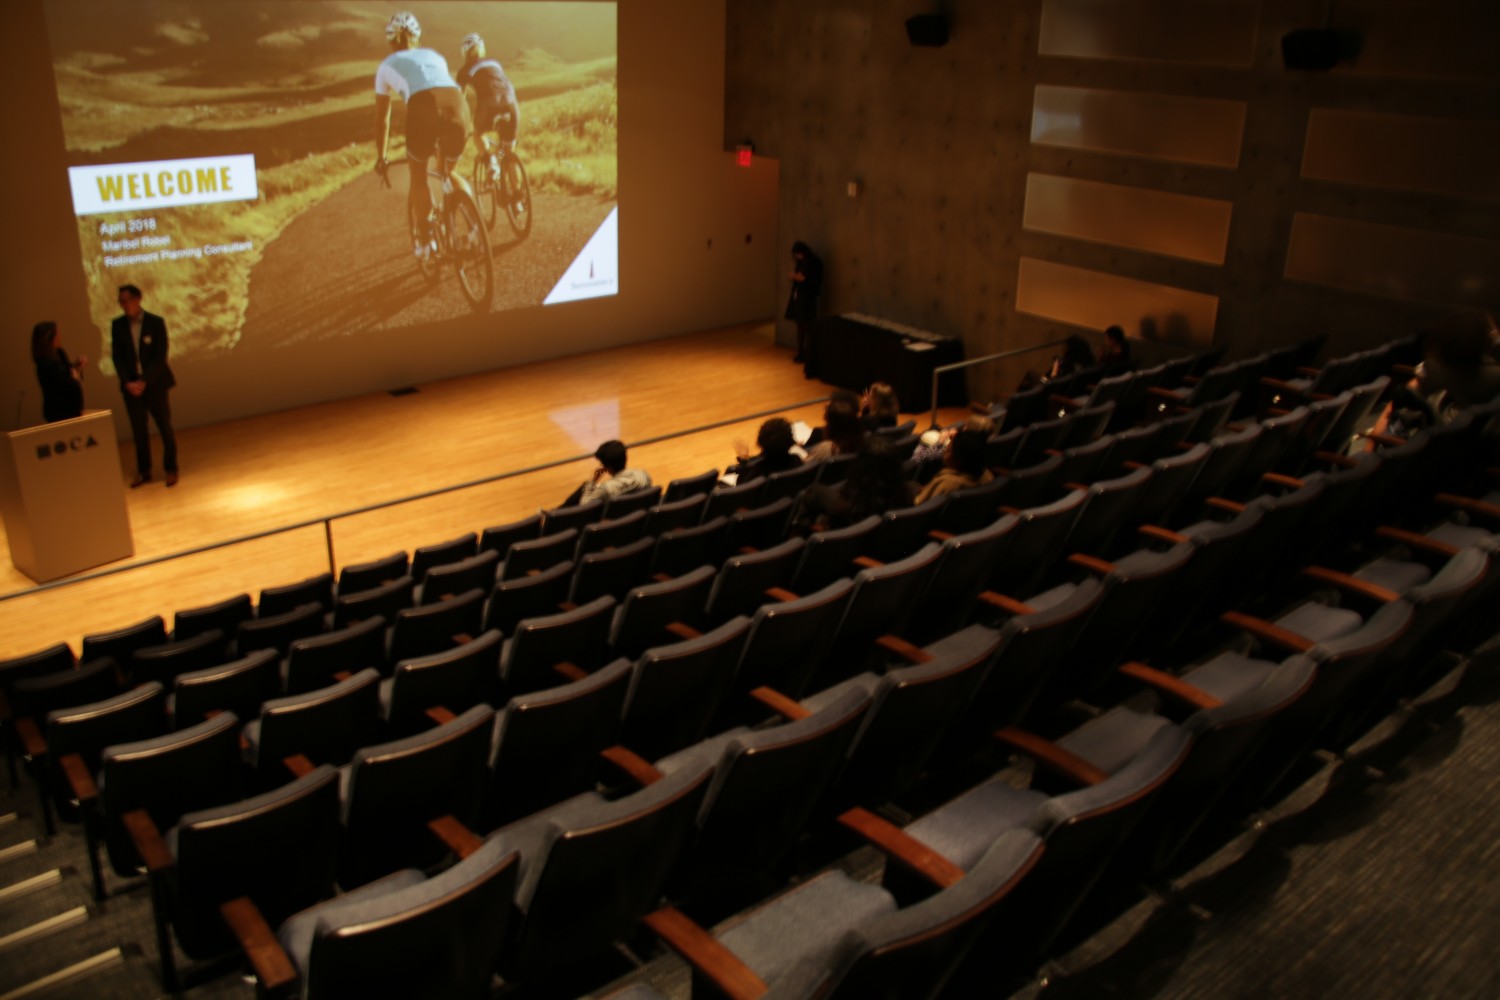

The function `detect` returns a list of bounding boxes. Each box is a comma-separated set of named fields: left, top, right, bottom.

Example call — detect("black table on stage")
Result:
left=809, top=313, right=967, bottom=411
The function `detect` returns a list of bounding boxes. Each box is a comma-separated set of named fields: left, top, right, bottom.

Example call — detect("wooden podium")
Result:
left=0, top=410, right=134, bottom=583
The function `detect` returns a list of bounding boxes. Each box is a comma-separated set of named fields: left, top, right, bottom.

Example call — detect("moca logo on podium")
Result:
left=37, top=436, right=101, bottom=460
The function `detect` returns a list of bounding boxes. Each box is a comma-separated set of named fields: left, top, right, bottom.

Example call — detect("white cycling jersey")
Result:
left=374, top=48, right=459, bottom=102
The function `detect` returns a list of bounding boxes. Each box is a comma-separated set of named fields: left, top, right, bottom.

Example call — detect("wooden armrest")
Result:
left=1118, top=662, right=1223, bottom=711
left=1374, top=525, right=1460, bottom=557
left=645, top=906, right=768, bottom=1000
left=927, top=530, right=955, bottom=542
left=1314, top=450, right=1358, bottom=468
left=283, top=754, right=315, bottom=778
left=428, top=815, right=483, bottom=860
left=1262, top=473, right=1305, bottom=490
left=60, top=753, right=99, bottom=803
left=1361, top=431, right=1407, bottom=447
left=1301, top=566, right=1399, bottom=604
left=978, top=590, right=1035, bottom=616
left=838, top=807, right=964, bottom=889
left=1435, top=493, right=1500, bottom=521
left=1146, top=386, right=1186, bottom=402
left=1308, top=392, right=1337, bottom=402
left=1045, top=449, right=1065, bottom=458
left=1138, top=524, right=1189, bottom=545
left=1182, top=374, right=1202, bottom=386
left=764, top=587, right=801, bottom=603
left=1068, top=553, right=1115, bottom=575
left=451, top=632, right=473, bottom=646
left=737, top=546, right=759, bottom=556
left=220, top=897, right=297, bottom=992
left=551, top=661, right=589, bottom=682
left=748, top=686, right=811, bottom=721
left=1063, top=481, right=1090, bottom=492
left=994, top=727, right=1108, bottom=786
left=425, top=706, right=457, bottom=726
left=15, top=716, right=46, bottom=758
left=875, top=635, right=935, bottom=665
left=123, top=808, right=173, bottom=873
left=1296, top=366, right=1321, bottom=377
left=332, top=670, right=353, bottom=682
left=1220, top=611, right=1314, bottom=654
left=1122, top=460, right=1149, bottom=470
left=1205, top=497, right=1246, bottom=514
left=557, top=600, right=578, bottom=612
left=852, top=556, right=885, bottom=570
left=999, top=505, right=1024, bottom=516
left=600, top=745, right=665, bottom=786
left=1260, top=376, right=1303, bottom=395
left=1390, top=363, right=1418, bottom=377
left=651, top=572, right=673, bottom=583
left=1049, top=394, right=1083, bottom=411
left=664, top=622, right=703, bottom=641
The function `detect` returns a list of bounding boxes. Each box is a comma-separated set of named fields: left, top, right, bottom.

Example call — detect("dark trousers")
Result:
left=123, top=389, right=177, bottom=475
left=796, top=320, right=818, bottom=377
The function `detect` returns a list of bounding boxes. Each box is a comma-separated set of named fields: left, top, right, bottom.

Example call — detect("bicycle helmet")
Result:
left=460, top=33, right=486, bottom=59
left=385, top=11, right=421, bottom=41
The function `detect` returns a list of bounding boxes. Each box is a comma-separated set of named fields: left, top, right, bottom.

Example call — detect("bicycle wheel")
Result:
left=501, top=153, right=533, bottom=238
left=472, top=152, right=498, bottom=230
left=408, top=199, right=438, bottom=282
left=446, top=189, right=493, bottom=311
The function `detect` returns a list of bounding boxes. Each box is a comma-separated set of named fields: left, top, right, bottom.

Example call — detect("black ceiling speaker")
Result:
left=1281, top=28, right=1361, bottom=70
left=906, top=14, right=949, bottom=47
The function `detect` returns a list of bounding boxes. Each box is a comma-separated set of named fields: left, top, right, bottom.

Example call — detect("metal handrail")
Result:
left=928, top=338, right=1071, bottom=429
left=0, top=396, right=832, bottom=605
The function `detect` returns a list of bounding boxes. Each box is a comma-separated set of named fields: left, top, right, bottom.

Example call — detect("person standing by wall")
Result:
left=787, top=240, right=823, bottom=378
left=111, top=283, right=178, bottom=487
left=31, top=321, right=85, bottom=423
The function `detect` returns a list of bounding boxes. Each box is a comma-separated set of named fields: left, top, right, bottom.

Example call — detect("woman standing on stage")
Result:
left=31, top=321, right=85, bottom=423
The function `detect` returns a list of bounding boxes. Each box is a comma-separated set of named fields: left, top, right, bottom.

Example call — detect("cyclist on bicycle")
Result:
left=373, top=11, right=474, bottom=258
left=455, top=33, right=521, bottom=184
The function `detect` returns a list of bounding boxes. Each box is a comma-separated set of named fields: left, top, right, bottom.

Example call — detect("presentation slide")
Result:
left=43, top=1, right=618, bottom=370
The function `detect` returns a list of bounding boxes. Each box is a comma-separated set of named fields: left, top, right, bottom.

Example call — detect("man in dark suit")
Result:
left=111, top=283, right=179, bottom=487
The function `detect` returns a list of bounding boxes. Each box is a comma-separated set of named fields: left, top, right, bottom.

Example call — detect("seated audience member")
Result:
left=564, top=439, right=652, bottom=506
left=912, top=413, right=994, bottom=468
left=860, top=382, right=901, bottom=430
left=805, top=389, right=861, bottom=448
left=804, top=398, right=865, bottom=463
left=1048, top=334, right=1096, bottom=381
left=913, top=428, right=994, bottom=505
left=794, top=435, right=913, bottom=533
left=1371, top=310, right=1500, bottom=443
left=727, top=417, right=805, bottom=480
left=1099, top=325, right=1133, bottom=375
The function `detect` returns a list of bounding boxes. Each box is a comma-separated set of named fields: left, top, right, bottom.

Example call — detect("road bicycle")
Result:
left=471, top=113, right=533, bottom=238
left=380, top=156, right=494, bottom=311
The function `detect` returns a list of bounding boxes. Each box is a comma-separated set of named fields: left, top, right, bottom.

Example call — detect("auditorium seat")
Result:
left=869, top=496, right=946, bottom=563
left=1312, top=376, right=1390, bottom=458
left=643, top=492, right=709, bottom=535
left=1099, top=421, right=1163, bottom=473
left=1114, top=360, right=1169, bottom=427
left=618, top=616, right=753, bottom=761
left=936, top=476, right=1009, bottom=535
left=485, top=657, right=632, bottom=827
left=480, top=562, right=570, bottom=640
left=814, top=454, right=855, bottom=486
left=244, top=670, right=383, bottom=782
left=408, top=532, right=478, bottom=583
left=285, top=616, right=388, bottom=695
left=651, top=515, right=730, bottom=579
left=171, top=593, right=253, bottom=642
left=999, top=453, right=1066, bottom=511
left=380, top=629, right=502, bottom=738
left=703, top=537, right=805, bottom=624
left=1052, top=435, right=1114, bottom=490
left=1010, top=415, right=1070, bottom=470
left=906, top=514, right=1019, bottom=645
left=603, top=483, right=664, bottom=519
left=258, top=573, right=335, bottom=619
left=570, top=535, right=656, bottom=603
left=478, top=512, right=542, bottom=559
left=730, top=579, right=854, bottom=706
left=338, top=704, right=494, bottom=889
left=336, top=551, right=410, bottom=598
left=272, top=835, right=516, bottom=1000
left=792, top=515, right=881, bottom=594
left=983, top=426, right=1024, bottom=471
left=1063, top=466, right=1151, bottom=560
left=169, top=648, right=280, bottom=730
left=499, top=595, right=616, bottom=695
left=724, top=497, right=796, bottom=554
left=386, top=587, right=485, bottom=664
left=140, top=765, right=340, bottom=991
left=10, top=661, right=123, bottom=778
left=995, top=382, right=1050, bottom=434
left=702, top=477, right=768, bottom=522
left=1128, top=442, right=1209, bottom=532
left=499, top=528, right=578, bottom=580
left=761, top=461, right=820, bottom=504
left=1172, top=423, right=1262, bottom=522
left=332, top=575, right=415, bottom=629
left=415, top=547, right=499, bottom=606
left=0, top=642, right=78, bottom=786
left=663, top=468, right=720, bottom=503
left=540, top=497, right=605, bottom=536
left=609, top=564, right=716, bottom=660
left=1058, top=401, right=1116, bottom=449
left=1183, top=390, right=1239, bottom=444
left=819, top=543, right=943, bottom=685
left=130, top=628, right=231, bottom=687
left=79, top=615, right=167, bottom=674
left=576, top=508, right=650, bottom=559
left=986, top=489, right=1087, bottom=599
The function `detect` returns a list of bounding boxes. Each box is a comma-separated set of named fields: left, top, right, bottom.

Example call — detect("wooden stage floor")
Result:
left=0, top=322, right=965, bottom=660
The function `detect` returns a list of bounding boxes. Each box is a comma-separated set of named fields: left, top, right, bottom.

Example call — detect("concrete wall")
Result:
left=727, top=0, right=1500, bottom=402
left=2, top=0, right=779, bottom=433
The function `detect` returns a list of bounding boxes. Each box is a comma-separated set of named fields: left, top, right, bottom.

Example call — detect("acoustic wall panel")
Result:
left=1016, top=257, right=1218, bottom=346
left=1302, top=110, right=1500, bottom=200
left=1023, top=173, right=1233, bottom=264
left=1285, top=214, right=1500, bottom=307
left=1031, top=85, right=1246, bottom=168
left=1039, top=0, right=1258, bottom=67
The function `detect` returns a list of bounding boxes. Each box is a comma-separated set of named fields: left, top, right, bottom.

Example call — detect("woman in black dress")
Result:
left=31, top=321, right=85, bottom=423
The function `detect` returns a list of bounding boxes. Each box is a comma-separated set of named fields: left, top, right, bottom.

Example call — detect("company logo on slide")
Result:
left=36, top=435, right=100, bottom=460
left=68, top=155, right=258, bottom=216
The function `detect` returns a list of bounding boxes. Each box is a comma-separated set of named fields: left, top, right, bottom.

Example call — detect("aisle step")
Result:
left=0, top=906, right=88, bottom=952
left=0, top=948, right=123, bottom=1000
left=0, top=841, right=37, bottom=866
left=0, top=870, right=63, bottom=905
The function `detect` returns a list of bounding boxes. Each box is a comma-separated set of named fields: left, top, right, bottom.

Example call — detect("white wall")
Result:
left=1, top=0, right=779, bottom=433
